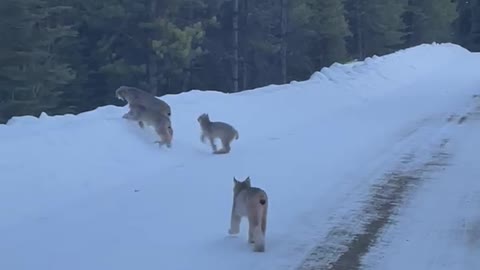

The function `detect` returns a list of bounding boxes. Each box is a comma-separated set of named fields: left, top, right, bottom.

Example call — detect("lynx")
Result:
left=228, top=177, right=268, bottom=252
left=197, top=113, right=239, bottom=154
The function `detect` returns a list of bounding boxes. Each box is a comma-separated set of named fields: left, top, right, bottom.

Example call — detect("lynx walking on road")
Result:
left=228, top=177, right=268, bottom=252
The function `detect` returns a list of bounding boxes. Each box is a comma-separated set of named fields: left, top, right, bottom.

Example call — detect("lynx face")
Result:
left=115, top=86, right=139, bottom=101
left=197, top=113, right=209, bottom=125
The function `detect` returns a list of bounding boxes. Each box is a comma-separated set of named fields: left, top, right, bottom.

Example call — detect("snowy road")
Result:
left=0, top=44, right=479, bottom=270
left=298, top=95, right=480, bottom=270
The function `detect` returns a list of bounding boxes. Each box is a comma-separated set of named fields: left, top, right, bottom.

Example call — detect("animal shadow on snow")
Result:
left=210, top=230, right=282, bottom=254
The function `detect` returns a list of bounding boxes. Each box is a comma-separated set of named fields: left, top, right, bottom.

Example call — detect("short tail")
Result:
left=259, top=194, right=267, bottom=205
left=234, top=129, right=239, bottom=140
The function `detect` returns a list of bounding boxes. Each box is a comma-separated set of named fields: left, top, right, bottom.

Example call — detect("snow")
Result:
left=0, top=43, right=479, bottom=270
left=360, top=101, right=480, bottom=270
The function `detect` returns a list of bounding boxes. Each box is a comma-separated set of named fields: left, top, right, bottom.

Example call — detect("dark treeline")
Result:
left=0, top=0, right=478, bottom=123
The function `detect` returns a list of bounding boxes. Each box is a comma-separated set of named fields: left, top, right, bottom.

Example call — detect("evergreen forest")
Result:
left=0, top=0, right=478, bottom=122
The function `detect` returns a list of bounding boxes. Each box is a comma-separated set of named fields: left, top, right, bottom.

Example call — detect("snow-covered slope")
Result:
left=0, top=43, right=479, bottom=270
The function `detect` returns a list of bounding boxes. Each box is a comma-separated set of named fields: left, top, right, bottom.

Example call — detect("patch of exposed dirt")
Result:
left=297, top=93, right=480, bottom=270
left=297, top=138, right=451, bottom=270
left=297, top=95, right=480, bottom=270
left=458, top=115, right=468, bottom=124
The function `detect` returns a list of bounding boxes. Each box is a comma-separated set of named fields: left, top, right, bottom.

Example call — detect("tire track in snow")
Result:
left=296, top=95, right=480, bottom=270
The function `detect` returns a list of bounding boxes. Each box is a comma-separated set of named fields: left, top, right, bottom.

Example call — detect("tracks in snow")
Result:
left=296, top=94, right=480, bottom=270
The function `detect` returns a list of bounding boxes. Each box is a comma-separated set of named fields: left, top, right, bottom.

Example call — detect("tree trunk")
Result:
left=182, top=56, right=193, bottom=92
left=232, top=0, right=239, bottom=92
left=241, top=56, right=248, bottom=90
left=241, top=0, right=248, bottom=90
left=280, top=0, right=288, bottom=84
left=356, top=0, right=364, bottom=59
left=147, top=0, right=158, bottom=95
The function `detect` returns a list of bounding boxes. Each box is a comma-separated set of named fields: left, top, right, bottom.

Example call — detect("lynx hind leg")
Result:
left=247, top=213, right=265, bottom=252
left=261, top=205, right=268, bottom=235
left=214, top=138, right=231, bottom=154
left=154, top=126, right=172, bottom=148
left=138, top=121, right=144, bottom=128
left=247, top=210, right=260, bottom=243
left=223, top=139, right=231, bottom=153
left=249, top=204, right=267, bottom=252
left=252, top=225, right=265, bottom=252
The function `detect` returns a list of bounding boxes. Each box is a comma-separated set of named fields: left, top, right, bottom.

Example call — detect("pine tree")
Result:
left=0, top=0, right=76, bottom=122
left=280, top=0, right=288, bottom=83
left=285, top=0, right=316, bottom=80
left=305, top=0, right=351, bottom=68
left=178, top=0, right=231, bottom=91
left=454, top=0, right=472, bottom=47
left=239, top=0, right=283, bottom=89
left=345, top=0, right=407, bottom=58
left=0, top=0, right=31, bottom=92
left=22, top=0, right=77, bottom=109
left=61, top=0, right=211, bottom=108
left=470, top=0, right=480, bottom=51
left=405, top=0, right=458, bottom=46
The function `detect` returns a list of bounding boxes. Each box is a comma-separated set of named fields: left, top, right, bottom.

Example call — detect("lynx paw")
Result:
left=213, top=149, right=229, bottom=155
left=154, top=141, right=165, bottom=147
left=228, top=228, right=239, bottom=235
left=154, top=141, right=171, bottom=148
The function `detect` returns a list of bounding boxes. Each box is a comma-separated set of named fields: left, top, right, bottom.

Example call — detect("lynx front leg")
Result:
left=122, top=110, right=133, bottom=119
left=209, top=137, right=217, bottom=152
